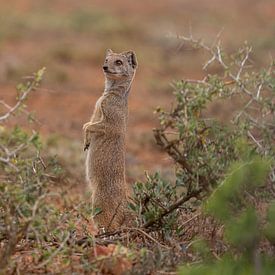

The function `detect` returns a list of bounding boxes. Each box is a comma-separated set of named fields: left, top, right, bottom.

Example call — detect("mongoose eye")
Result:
left=115, top=60, right=123, bottom=66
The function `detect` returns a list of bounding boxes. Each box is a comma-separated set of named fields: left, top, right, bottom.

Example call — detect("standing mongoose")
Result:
left=83, top=49, right=137, bottom=231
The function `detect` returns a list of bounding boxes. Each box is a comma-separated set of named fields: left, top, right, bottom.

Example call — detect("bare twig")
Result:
left=0, top=156, right=19, bottom=171
left=0, top=132, right=37, bottom=171
left=153, top=128, right=193, bottom=173
left=247, top=131, right=263, bottom=149
left=142, top=189, right=202, bottom=229
left=0, top=100, right=40, bottom=124
left=180, top=213, right=201, bottom=228
left=0, top=68, right=45, bottom=122
left=236, top=46, right=252, bottom=80
left=0, top=84, right=33, bottom=122
left=125, top=227, right=169, bottom=248
left=174, top=32, right=255, bottom=97
left=35, top=232, right=70, bottom=269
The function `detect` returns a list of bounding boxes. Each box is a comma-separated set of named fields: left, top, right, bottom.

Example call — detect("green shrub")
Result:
left=180, top=155, right=275, bottom=275
left=130, top=34, right=274, bottom=273
left=0, top=69, right=133, bottom=274
left=0, top=68, right=59, bottom=271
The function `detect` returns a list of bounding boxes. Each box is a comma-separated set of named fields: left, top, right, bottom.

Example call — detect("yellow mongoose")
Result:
left=83, top=49, right=137, bottom=231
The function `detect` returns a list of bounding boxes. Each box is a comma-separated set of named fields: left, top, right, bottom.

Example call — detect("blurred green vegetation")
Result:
left=180, top=156, right=275, bottom=275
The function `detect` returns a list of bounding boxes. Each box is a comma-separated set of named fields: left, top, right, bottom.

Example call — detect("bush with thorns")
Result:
left=129, top=33, right=274, bottom=273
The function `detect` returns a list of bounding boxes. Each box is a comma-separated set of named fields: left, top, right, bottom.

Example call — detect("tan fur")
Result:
left=83, top=49, right=137, bottom=231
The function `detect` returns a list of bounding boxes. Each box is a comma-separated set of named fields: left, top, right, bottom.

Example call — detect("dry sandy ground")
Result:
left=0, top=0, right=274, bottom=181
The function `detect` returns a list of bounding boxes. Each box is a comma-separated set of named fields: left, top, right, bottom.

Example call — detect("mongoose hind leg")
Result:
left=93, top=202, right=126, bottom=231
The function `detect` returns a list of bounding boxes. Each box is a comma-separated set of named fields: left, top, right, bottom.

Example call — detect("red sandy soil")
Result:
left=0, top=0, right=274, bottom=181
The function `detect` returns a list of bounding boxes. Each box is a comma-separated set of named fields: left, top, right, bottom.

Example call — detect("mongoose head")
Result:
left=102, top=49, right=138, bottom=80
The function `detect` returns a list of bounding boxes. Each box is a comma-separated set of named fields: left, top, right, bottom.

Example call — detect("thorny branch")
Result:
left=0, top=68, right=45, bottom=170
left=0, top=89, right=31, bottom=121
left=142, top=189, right=202, bottom=229
left=0, top=133, right=38, bottom=171
left=172, top=32, right=274, bottom=153
left=0, top=68, right=45, bottom=122
left=153, top=128, right=192, bottom=174
left=0, top=192, right=52, bottom=270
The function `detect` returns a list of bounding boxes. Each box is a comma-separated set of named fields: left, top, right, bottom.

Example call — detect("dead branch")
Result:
left=0, top=132, right=38, bottom=171
left=142, top=189, right=202, bottom=229
left=0, top=84, right=34, bottom=122
left=0, top=68, right=45, bottom=122
left=153, top=128, right=193, bottom=173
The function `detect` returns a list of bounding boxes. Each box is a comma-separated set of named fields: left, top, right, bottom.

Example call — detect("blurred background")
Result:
left=0, top=0, right=274, bottom=183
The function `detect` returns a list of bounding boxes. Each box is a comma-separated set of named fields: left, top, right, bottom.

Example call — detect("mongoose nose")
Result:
left=102, top=65, right=108, bottom=71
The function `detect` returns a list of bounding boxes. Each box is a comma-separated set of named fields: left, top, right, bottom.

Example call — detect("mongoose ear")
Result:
left=122, top=51, right=138, bottom=69
left=106, top=49, right=113, bottom=56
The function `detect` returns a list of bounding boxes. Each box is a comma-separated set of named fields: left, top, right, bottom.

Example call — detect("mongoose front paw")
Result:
left=84, top=143, right=90, bottom=151
left=83, top=122, right=92, bottom=151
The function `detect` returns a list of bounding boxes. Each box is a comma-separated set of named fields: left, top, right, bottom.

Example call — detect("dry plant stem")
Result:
left=154, top=128, right=209, bottom=190
left=0, top=193, right=58, bottom=271
left=174, top=32, right=274, bottom=152
left=0, top=208, right=31, bottom=271
left=77, top=227, right=169, bottom=248
left=0, top=83, right=35, bottom=122
left=0, top=100, right=40, bottom=124
left=0, top=132, right=37, bottom=170
left=180, top=213, right=201, bottom=229
left=142, top=189, right=202, bottom=229
left=0, top=68, right=45, bottom=122
left=0, top=69, right=45, bottom=180
left=34, top=232, right=70, bottom=269
left=125, top=227, right=169, bottom=248
left=175, top=32, right=252, bottom=94
left=153, top=129, right=192, bottom=173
